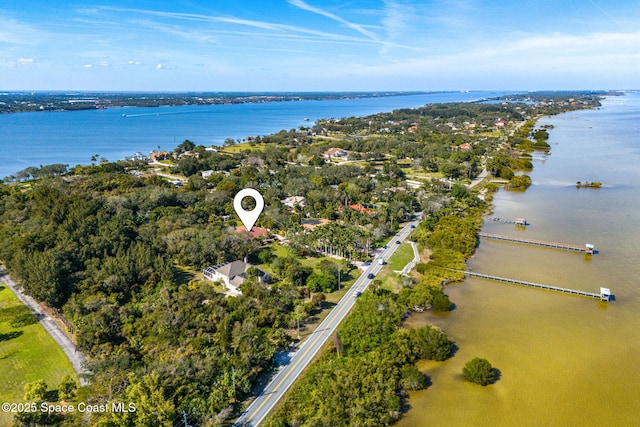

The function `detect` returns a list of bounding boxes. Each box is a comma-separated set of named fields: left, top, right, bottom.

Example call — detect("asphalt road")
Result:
left=233, top=215, right=421, bottom=427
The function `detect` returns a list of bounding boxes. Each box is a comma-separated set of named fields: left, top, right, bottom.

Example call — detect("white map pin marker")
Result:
left=234, top=188, right=264, bottom=232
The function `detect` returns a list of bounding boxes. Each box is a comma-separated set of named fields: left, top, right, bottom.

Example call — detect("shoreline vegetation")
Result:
left=576, top=180, right=603, bottom=188
left=0, top=91, right=604, bottom=426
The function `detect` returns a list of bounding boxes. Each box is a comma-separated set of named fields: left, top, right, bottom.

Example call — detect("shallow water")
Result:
left=399, top=93, right=640, bottom=426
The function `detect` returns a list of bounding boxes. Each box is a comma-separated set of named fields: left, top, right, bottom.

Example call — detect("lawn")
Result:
left=375, top=242, right=416, bottom=293
left=387, top=242, right=415, bottom=271
left=219, top=142, right=268, bottom=154
left=0, top=285, right=76, bottom=425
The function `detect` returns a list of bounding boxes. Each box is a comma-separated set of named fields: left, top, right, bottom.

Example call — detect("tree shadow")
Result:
left=492, top=367, right=502, bottom=384
left=45, top=389, right=59, bottom=402
left=449, top=342, right=459, bottom=358
left=10, top=312, right=38, bottom=328
left=307, top=301, right=336, bottom=317
left=305, top=315, right=319, bottom=324
left=174, top=268, right=195, bottom=287
left=1, top=306, right=37, bottom=326
left=321, top=301, right=337, bottom=310
left=0, top=330, right=23, bottom=342
left=423, top=373, right=433, bottom=389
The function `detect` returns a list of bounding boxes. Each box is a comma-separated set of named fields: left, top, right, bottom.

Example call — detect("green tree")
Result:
left=24, top=379, right=47, bottom=401
left=462, top=357, right=495, bottom=386
left=306, top=272, right=337, bottom=293
left=317, top=258, right=340, bottom=278
left=114, top=372, right=176, bottom=427
left=258, top=248, right=275, bottom=264
left=507, top=174, right=532, bottom=190
left=400, top=365, right=426, bottom=391
left=430, top=287, right=451, bottom=311
left=175, top=139, right=196, bottom=154
left=409, top=325, right=452, bottom=361
left=58, top=374, right=77, bottom=401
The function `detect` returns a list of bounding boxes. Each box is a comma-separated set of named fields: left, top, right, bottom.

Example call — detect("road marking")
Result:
left=242, top=293, right=355, bottom=425
left=237, top=218, right=419, bottom=426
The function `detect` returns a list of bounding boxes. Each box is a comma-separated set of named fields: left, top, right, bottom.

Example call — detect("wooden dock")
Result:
left=462, top=270, right=610, bottom=300
left=488, top=217, right=528, bottom=226
left=478, top=232, right=595, bottom=254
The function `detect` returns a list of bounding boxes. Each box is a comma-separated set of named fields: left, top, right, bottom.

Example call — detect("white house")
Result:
left=130, top=151, right=148, bottom=161
left=323, top=147, right=350, bottom=159
left=281, top=196, right=306, bottom=210
left=203, top=260, right=268, bottom=295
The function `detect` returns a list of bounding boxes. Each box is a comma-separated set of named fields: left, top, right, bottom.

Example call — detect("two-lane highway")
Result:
left=233, top=214, right=421, bottom=426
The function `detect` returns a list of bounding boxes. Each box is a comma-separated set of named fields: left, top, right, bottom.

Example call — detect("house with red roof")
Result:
left=235, top=225, right=270, bottom=239
left=348, top=204, right=373, bottom=215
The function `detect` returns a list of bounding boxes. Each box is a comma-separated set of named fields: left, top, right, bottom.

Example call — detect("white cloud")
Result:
left=0, top=17, right=46, bottom=45
left=130, top=19, right=218, bottom=44
left=288, top=0, right=379, bottom=41
left=95, top=5, right=383, bottom=48
left=284, top=28, right=640, bottom=90
left=82, top=60, right=111, bottom=69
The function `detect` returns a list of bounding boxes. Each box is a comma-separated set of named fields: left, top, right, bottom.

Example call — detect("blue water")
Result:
left=0, top=91, right=507, bottom=179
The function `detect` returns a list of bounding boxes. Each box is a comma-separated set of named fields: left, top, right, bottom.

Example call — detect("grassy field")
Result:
left=219, top=142, right=268, bottom=153
left=386, top=242, right=415, bottom=271
left=0, top=285, right=76, bottom=425
left=375, top=242, right=416, bottom=293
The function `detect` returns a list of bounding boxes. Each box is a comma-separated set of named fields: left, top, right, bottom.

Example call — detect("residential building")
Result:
left=203, top=260, right=268, bottom=295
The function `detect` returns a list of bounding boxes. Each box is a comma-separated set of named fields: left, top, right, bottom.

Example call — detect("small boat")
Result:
left=303, top=117, right=309, bottom=121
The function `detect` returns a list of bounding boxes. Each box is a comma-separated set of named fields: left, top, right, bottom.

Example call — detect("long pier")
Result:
left=478, top=232, right=594, bottom=254
left=462, top=270, right=610, bottom=301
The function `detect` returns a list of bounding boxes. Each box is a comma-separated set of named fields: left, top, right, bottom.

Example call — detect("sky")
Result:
left=1, top=0, right=639, bottom=91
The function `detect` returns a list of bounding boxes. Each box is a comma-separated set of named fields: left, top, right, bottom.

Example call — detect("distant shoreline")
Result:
left=0, top=90, right=438, bottom=114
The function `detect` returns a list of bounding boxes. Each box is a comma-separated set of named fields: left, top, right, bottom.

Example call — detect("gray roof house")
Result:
left=203, top=260, right=268, bottom=295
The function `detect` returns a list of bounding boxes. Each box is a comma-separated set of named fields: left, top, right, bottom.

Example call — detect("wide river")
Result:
left=401, top=92, right=640, bottom=426
left=0, top=91, right=506, bottom=179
